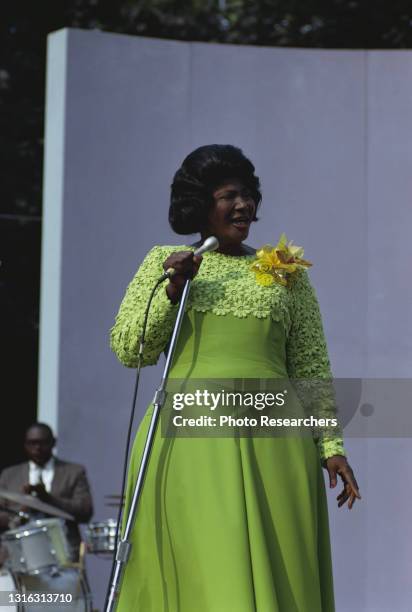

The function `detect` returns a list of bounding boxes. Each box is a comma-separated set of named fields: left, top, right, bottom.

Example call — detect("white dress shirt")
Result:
left=28, top=457, right=55, bottom=493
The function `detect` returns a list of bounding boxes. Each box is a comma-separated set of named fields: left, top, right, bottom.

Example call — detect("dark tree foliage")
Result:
left=1, top=0, right=412, bottom=467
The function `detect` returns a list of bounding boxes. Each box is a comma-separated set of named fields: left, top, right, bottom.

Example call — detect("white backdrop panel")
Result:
left=39, top=29, right=412, bottom=610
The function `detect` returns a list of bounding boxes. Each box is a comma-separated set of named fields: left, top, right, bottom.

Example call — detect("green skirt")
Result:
left=116, top=313, right=335, bottom=612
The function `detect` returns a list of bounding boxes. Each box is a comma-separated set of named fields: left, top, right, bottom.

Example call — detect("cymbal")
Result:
left=0, top=504, right=20, bottom=515
left=0, top=489, right=74, bottom=521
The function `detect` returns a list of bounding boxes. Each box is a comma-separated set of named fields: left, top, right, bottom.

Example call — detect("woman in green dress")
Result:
left=110, top=145, right=361, bottom=611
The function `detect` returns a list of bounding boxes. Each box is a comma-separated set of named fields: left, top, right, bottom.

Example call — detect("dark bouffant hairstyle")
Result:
left=169, top=144, right=262, bottom=235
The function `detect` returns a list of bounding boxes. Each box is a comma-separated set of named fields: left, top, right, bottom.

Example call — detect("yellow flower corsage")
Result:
left=250, top=233, right=312, bottom=286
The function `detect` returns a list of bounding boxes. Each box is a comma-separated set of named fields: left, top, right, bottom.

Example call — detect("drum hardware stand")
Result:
left=105, top=237, right=218, bottom=612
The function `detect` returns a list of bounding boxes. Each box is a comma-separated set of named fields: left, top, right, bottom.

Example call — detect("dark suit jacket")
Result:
left=0, top=458, right=93, bottom=560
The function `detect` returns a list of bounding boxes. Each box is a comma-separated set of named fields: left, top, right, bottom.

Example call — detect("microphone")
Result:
left=164, top=236, right=219, bottom=279
left=192, top=235, right=219, bottom=257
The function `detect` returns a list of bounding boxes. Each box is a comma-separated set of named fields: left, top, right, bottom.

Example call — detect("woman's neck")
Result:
left=192, top=238, right=255, bottom=256
left=216, top=244, right=254, bottom=256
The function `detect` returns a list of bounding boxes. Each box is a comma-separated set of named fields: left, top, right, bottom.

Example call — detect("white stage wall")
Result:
left=39, top=29, right=412, bottom=610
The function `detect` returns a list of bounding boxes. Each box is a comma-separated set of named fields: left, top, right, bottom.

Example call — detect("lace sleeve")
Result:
left=110, top=246, right=178, bottom=367
left=286, top=269, right=346, bottom=461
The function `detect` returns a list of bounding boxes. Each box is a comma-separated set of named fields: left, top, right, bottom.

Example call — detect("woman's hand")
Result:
left=163, top=251, right=203, bottom=304
left=323, top=455, right=361, bottom=509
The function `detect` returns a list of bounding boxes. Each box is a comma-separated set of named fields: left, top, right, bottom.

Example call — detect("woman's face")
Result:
left=202, top=178, right=257, bottom=247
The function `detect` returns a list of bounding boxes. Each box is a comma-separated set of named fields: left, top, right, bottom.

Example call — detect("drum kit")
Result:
left=0, top=490, right=123, bottom=612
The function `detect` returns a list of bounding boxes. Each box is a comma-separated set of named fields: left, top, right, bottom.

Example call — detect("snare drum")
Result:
left=84, top=519, right=118, bottom=553
left=1, top=519, right=69, bottom=574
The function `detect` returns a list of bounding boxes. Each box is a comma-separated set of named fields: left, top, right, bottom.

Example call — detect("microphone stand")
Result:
left=105, top=277, right=192, bottom=612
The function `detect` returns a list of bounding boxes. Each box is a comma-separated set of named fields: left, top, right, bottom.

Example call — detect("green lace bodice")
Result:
left=110, top=245, right=346, bottom=461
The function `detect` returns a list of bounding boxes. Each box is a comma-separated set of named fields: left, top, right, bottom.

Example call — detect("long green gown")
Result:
left=110, top=245, right=346, bottom=612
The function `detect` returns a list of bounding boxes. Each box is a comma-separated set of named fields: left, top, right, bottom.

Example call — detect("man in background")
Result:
left=0, top=422, right=93, bottom=560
